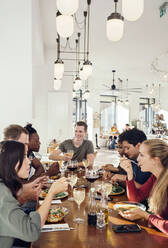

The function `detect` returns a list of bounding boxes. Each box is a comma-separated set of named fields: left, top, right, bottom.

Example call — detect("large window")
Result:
left=100, top=99, right=129, bottom=134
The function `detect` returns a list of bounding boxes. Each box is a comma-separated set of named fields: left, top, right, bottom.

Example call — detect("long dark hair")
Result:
left=0, top=140, right=25, bottom=198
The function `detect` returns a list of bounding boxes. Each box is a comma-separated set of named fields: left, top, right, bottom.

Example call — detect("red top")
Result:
left=126, top=175, right=168, bottom=234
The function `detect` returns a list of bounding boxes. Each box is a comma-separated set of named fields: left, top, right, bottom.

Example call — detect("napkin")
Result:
left=42, top=223, right=70, bottom=232
left=39, top=199, right=61, bottom=205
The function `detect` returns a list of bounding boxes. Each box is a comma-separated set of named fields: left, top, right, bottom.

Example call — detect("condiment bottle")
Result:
left=88, top=187, right=97, bottom=226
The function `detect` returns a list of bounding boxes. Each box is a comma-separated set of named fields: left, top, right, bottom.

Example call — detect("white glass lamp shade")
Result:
left=122, top=0, right=144, bottom=21
left=73, top=90, right=76, bottom=98
left=106, top=13, right=124, bottom=42
left=83, top=90, right=90, bottom=99
left=54, top=59, right=64, bottom=79
left=79, top=68, right=88, bottom=80
left=57, top=0, right=79, bottom=15
left=56, top=15, right=74, bottom=38
left=74, top=77, right=82, bottom=91
left=54, top=79, right=62, bottom=90
left=83, top=60, right=93, bottom=77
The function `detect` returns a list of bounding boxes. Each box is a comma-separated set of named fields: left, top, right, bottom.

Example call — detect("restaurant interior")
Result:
left=1, top=0, right=168, bottom=247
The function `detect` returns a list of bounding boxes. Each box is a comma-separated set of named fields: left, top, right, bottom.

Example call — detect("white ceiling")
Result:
left=39, top=0, right=168, bottom=93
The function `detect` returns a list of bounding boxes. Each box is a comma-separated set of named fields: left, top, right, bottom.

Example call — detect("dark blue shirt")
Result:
left=131, top=160, right=151, bottom=184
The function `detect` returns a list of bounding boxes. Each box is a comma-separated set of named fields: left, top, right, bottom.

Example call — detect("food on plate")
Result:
left=113, top=201, right=146, bottom=212
left=47, top=207, right=68, bottom=223
left=110, top=184, right=125, bottom=195
left=40, top=189, right=68, bottom=199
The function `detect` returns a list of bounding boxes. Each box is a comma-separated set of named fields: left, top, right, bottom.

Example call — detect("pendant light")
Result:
left=57, top=0, right=79, bottom=15
left=106, top=0, right=124, bottom=42
left=74, top=36, right=82, bottom=91
left=54, top=35, right=64, bottom=79
left=83, top=0, right=92, bottom=78
left=54, top=78, right=62, bottom=90
left=83, top=89, right=90, bottom=99
left=56, top=11, right=74, bottom=38
left=122, top=0, right=144, bottom=21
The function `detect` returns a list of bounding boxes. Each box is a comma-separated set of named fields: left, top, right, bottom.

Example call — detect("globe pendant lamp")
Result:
left=54, top=58, right=64, bottom=79
left=83, top=89, right=90, bottom=99
left=56, top=14, right=74, bottom=38
left=79, top=68, right=88, bottom=81
left=122, top=0, right=144, bottom=21
left=57, top=0, right=79, bottom=15
left=106, top=0, right=124, bottom=42
left=73, top=90, right=76, bottom=98
left=83, top=60, right=93, bottom=77
left=54, top=79, right=62, bottom=90
left=74, top=77, right=82, bottom=91
left=106, top=13, right=124, bottom=41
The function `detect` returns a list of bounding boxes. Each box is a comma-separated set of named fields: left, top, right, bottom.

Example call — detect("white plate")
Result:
left=113, top=201, right=146, bottom=211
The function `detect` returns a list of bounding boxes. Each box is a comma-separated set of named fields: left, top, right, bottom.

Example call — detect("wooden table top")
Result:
left=32, top=179, right=168, bottom=248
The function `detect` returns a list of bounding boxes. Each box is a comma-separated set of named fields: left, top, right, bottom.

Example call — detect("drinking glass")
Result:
left=66, top=149, right=74, bottom=160
left=59, top=162, right=67, bottom=176
left=73, top=188, right=85, bottom=223
left=68, top=174, right=78, bottom=201
left=103, top=182, right=112, bottom=199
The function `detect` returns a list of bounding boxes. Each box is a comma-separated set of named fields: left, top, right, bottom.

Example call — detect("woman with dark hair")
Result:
left=0, top=141, right=68, bottom=247
left=24, top=123, right=60, bottom=180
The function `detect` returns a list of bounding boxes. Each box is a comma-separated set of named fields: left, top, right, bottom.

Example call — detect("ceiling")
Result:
left=39, top=0, right=168, bottom=95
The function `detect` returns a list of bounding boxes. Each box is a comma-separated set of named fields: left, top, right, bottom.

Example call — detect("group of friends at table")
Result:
left=0, top=121, right=168, bottom=248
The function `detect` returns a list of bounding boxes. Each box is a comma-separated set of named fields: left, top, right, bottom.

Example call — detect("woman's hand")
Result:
left=49, top=177, right=68, bottom=197
left=120, top=156, right=133, bottom=181
left=119, top=208, right=150, bottom=221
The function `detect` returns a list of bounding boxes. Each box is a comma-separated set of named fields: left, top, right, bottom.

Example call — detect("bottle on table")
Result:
left=100, top=196, right=109, bottom=225
left=87, top=187, right=97, bottom=226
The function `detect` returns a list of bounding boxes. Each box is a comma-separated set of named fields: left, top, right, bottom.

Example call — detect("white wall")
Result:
left=0, top=0, right=32, bottom=139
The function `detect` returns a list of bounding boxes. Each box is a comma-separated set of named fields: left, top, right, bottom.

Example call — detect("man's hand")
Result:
left=103, top=164, right=119, bottom=172
left=120, top=156, right=133, bottom=181
left=63, top=154, right=71, bottom=161
left=103, top=171, right=113, bottom=180
left=111, top=174, right=127, bottom=184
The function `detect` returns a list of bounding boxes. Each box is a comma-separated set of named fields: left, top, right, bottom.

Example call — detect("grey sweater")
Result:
left=0, top=182, right=41, bottom=248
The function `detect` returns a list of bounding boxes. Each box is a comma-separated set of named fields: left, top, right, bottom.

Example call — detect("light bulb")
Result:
left=74, top=77, right=82, bottom=91
left=83, top=90, right=90, bottom=99
left=83, top=60, right=93, bottom=77
left=54, top=79, right=62, bottom=90
left=57, top=0, right=79, bottom=15
left=106, top=13, right=124, bottom=41
left=56, top=15, right=74, bottom=38
left=54, top=59, right=64, bottom=79
left=79, top=68, right=89, bottom=80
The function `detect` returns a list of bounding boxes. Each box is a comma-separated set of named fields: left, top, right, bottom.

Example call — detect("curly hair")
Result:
left=24, top=123, right=37, bottom=137
left=119, top=128, right=147, bottom=146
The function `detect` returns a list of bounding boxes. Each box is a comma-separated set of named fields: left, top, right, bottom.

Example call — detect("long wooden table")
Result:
left=32, top=179, right=168, bottom=248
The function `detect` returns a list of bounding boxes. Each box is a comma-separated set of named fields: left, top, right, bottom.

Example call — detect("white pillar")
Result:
left=0, top=0, right=32, bottom=139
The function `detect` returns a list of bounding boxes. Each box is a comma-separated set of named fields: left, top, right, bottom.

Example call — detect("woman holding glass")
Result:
left=0, top=141, right=68, bottom=247
left=119, top=139, right=168, bottom=235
